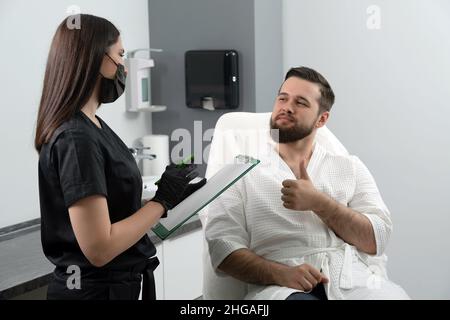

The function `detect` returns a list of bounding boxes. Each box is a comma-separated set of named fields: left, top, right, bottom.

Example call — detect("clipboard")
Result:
left=151, top=155, right=260, bottom=240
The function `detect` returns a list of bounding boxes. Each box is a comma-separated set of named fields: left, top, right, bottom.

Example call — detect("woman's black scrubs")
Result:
left=38, top=111, right=158, bottom=300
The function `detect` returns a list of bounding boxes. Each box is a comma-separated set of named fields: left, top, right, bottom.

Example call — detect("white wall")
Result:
left=283, top=0, right=450, bottom=299
left=254, top=0, right=283, bottom=112
left=0, top=0, right=153, bottom=228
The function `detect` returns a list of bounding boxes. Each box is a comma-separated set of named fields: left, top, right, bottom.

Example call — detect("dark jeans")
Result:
left=286, top=283, right=328, bottom=300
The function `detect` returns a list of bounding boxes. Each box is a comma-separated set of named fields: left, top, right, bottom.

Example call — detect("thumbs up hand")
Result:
left=281, top=159, right=325, bottom=212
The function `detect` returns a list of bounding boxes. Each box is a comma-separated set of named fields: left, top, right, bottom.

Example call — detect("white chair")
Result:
left=200, top=112, right=349, bottom=300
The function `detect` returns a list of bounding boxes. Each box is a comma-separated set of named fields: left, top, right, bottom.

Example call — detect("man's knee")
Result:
left=286, top=284, right=328, bottom=300
left=349, top=281, right=410, bottom=300
left=379, top=283, right=410, bottom=300
left=286, top=292, right=321, bottom=300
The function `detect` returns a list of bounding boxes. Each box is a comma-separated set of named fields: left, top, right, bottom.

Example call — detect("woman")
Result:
left=35, top=14, right=205, bottom=300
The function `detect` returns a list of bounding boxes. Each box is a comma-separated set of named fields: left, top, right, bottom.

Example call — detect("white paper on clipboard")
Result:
left=151, top=155, right=259, bottom=240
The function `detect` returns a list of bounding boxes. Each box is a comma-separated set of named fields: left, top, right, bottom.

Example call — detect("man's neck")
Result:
left=277, top=132, right=316, bottom=168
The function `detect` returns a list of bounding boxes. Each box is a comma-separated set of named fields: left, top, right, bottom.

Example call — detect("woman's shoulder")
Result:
left=42, top=113, right=96, bottom=154
left=51, top=114, right=85, bottom=141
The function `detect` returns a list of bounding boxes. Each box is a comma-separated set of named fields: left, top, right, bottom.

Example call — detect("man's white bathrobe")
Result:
left=205, top=142, right=409, bottom=300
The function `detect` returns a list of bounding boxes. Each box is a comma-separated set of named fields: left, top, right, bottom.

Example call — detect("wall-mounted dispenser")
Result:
left=125, top=48, right=166, bottom=112
left=185, top=50, right=239, bottom=110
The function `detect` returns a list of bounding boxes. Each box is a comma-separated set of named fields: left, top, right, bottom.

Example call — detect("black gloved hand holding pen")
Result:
left=151, top=163, right=207, bottom=217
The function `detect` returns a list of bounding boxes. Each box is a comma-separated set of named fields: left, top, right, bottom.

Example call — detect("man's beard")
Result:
left=270, top=116, right=316, bottom=143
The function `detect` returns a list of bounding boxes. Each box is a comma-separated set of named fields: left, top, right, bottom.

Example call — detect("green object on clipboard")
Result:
left=154, top=154, right=194, bottom=186
left=151, top=155, right=260, bottom=240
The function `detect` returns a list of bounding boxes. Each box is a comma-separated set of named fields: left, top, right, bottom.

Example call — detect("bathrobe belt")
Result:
left=264, top=243, right=356, bottom=290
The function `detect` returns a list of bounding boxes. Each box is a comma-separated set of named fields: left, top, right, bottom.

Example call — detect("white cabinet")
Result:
left=160, top=229, right=203, bottom=300
left=143, top=228, right=203, bottom=300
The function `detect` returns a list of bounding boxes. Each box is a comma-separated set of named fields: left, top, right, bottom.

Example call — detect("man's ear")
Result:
left=316, top=111, right=330, bottom=128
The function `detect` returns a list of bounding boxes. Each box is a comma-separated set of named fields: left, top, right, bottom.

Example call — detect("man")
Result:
left=205, top=67, right=409, bottom=300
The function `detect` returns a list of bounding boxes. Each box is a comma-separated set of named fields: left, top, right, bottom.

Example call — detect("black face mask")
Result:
left=99, top=53, right=126, bottom=104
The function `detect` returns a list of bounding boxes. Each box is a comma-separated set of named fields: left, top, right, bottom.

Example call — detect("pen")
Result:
left=154, top=154, right=194, bottom=185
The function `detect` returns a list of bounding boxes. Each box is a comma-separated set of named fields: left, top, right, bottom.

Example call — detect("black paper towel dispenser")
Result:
left=185, top=50, right=239, bottom=110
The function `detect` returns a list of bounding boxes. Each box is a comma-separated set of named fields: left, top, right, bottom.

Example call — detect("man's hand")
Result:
left=281, top=159, right=377, bottom=255
left=281, top=159, right=326, bottom=212
left=276, top=263, right=329, bottom=292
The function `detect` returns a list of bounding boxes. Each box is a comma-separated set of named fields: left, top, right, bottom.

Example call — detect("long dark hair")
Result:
left=35, top=14, right=120, bottom=152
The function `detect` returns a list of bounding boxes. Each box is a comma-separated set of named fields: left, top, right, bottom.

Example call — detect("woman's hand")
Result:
left=150, top=163, right=207, bottom=217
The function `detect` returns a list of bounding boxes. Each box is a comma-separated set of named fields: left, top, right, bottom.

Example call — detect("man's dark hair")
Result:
left=284, top=67, right=335, bottom=113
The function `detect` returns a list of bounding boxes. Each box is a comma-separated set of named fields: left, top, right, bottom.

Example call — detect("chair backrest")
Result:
left=200, top=112, right=349, bottom=299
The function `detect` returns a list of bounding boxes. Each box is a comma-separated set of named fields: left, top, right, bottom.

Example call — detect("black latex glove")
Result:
left=151, top=163, right=207, bottom=217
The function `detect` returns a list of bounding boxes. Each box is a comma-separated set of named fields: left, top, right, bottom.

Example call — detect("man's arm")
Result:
left=314, top=194, right=376, bottom=254
left=219, top=248, right=328, bottom=291
left=205, top=181, right=329, bottom=292
left=218, top=248, right=282, bottom=285
left=281, top=159, right=377, bottom=255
